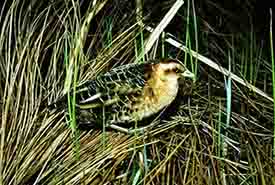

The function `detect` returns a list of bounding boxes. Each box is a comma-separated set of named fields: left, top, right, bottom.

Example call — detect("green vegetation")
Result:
left=0, top=0, right=274, bottom=184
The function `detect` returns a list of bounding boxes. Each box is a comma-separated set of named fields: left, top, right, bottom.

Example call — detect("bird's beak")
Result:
left=181, top=69, right=195, bottom=79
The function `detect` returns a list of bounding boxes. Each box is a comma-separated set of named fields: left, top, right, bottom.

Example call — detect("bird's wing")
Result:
left=75, top=62, right=155, bottom=109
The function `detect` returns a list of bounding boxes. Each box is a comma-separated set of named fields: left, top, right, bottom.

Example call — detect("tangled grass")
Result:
left=0, top=0, right=274, bottom=184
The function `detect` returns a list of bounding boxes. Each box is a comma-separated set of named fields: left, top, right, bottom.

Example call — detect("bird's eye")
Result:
left=164, top=68, right=181, bottom=74
left=164, top=69, right=172, bottom=74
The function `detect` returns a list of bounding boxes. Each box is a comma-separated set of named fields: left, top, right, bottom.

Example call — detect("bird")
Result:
left=50, top=58, right=195, bottom=130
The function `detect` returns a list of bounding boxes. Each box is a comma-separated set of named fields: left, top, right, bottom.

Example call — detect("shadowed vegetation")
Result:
left=0, top=0, right=274, bottom=184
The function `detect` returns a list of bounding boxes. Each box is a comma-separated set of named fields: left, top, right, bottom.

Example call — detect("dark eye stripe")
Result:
left=164, top=68, right=180, bottom=74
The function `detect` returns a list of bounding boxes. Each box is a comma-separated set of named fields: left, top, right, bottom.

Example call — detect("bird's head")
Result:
left=153, top=59, right=195, bottom=82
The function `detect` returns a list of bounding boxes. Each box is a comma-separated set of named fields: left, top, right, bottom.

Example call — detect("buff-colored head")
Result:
left=153, top=59, right=195, bottom=82
left=141, top=59, right=194, bottom=116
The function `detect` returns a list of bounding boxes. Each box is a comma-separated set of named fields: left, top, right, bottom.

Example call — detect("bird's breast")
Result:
left=154, top=78, right=179, bottom=109
left=132, top=78, right=179, bottom=120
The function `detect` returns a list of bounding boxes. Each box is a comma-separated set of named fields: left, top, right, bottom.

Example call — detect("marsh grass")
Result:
left=0, top=0, right=274, bottom=184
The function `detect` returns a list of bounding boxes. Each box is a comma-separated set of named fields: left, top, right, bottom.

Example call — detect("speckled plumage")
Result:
left=51, top=59, right=194, bottom=128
